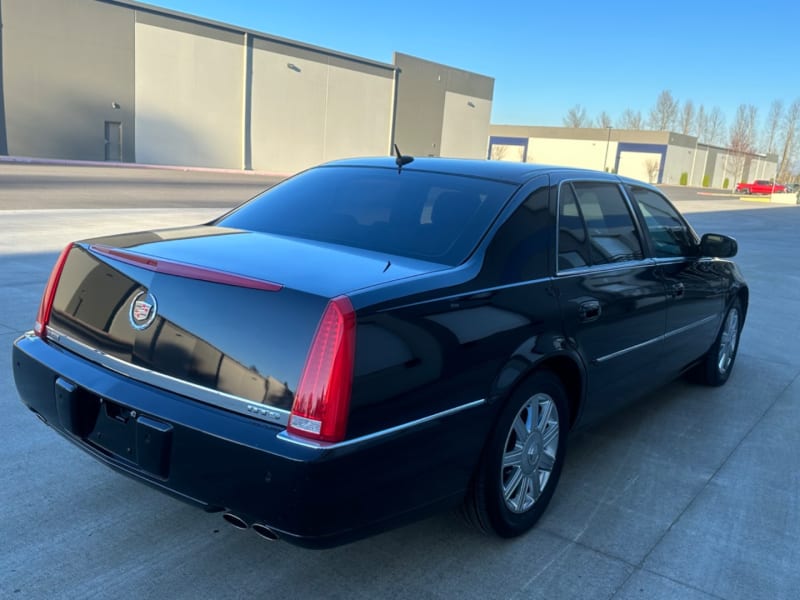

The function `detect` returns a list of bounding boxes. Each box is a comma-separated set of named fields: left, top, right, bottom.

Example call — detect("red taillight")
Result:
left=34, top=243, right=74, bottom=338
left=288, top=296, right=356, bottom=443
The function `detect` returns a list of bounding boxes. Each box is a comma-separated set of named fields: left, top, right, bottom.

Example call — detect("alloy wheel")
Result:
left=717, top=307, right=740, bottom=375
left=501, top=393, right=560, bottom=513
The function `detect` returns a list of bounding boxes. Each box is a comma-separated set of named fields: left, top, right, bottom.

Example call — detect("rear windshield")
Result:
left=215, top=166, right=517, bottom=266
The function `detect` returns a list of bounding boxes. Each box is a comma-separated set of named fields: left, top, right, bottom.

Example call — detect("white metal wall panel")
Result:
left=618, top=151, right=662, bottom=183
left=250, top=51, right=393, bottom=173
left=2, top=0, right=135, bottom=161
left=439, top=92, right=492, bottom=159
left=664, top=145, right=695, bottom=185
left=748, top=156, right=778, bottom=181
left=135, top=23, right=243, bottom=168
left=526, top=138, right=614, bottom=171
left=489, top=144, right=526, bottom=162
left=690, top=148, right=708, bottom=186
left=250, top=49, right=328, bottom=173
left=323, top=64, right=393, bottom=162
left=713, top=153, right=732, bottom=188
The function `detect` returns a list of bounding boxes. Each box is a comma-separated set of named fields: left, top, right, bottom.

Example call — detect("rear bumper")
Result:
left=12, top=334, right=483, bottom=547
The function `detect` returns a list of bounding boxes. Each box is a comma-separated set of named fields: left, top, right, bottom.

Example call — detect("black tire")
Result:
left=463, top=370, right=568, bottom=537
left=697, top=299, right=743, bottom=386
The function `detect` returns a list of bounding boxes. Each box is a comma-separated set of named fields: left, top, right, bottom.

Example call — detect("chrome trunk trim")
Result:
left=45, top=327, right=290, bottom=427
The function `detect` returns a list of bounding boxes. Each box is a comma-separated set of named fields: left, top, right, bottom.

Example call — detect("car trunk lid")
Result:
left=44, top=225, right=446, bottom=423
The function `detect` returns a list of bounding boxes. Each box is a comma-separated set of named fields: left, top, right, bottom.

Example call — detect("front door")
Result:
left=625, top=184, right=726, bottom=373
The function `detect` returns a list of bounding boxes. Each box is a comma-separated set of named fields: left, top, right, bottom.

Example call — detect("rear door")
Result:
left=551, top=177, right=668, bottom=424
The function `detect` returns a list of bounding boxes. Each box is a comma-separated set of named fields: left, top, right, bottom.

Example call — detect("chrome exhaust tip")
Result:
left=222, top=512, right=249, bottom=530
left=252, top=523, right=280, bottom=541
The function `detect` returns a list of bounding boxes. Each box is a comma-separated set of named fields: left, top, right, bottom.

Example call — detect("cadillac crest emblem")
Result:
left=129, top=290, right=158, bottom=330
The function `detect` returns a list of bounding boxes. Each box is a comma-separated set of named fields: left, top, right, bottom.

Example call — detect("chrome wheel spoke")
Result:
left=503, top=446, right=524, bottom=468
left=542, top=422, right=559, bottom=448
left=530, top=472, right=542, bottom=500
left=513, top=413, right=530, bottom=440
left=503, top=467, right=523, bottom=502
left=537, top=399, right=554, bottom=431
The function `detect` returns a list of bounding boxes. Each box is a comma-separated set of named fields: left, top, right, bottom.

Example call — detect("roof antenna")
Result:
left=394, top=144, right=414, bottom=173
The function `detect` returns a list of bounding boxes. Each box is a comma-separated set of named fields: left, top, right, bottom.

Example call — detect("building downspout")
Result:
left=0, top=0, right=8, bottom=155
left=388, top=66, right=400, bottom=155
left=241, top=32, right=253, bottom=170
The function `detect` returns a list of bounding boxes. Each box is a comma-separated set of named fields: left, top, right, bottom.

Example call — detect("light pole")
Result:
left=603, top=126, right=612, bottom=172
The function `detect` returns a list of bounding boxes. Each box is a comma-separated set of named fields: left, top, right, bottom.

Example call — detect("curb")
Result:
left=0, top=155, right=290, bottom=178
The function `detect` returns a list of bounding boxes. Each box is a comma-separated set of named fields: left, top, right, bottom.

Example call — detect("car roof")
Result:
left=320, top=156, right=628, bottom=186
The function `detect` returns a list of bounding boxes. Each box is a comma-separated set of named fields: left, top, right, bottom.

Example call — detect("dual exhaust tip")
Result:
left=222, top=512, right=280, bottom=542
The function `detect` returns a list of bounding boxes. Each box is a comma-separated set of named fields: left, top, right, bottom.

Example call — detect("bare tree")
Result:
left=727, top=104, right=758, bottom=183
left=490, top=144, right=508, bottom=161
left=563, top=104, right=589, bottom=128
left=679, top=100, right=695, bottom=135
left=706, top=107, right=726, bottom=146
left=695, top=104, right=708, bottom=142
left=617, top=108, right=643, bottom=130
left=648, top=90, right=679, bottom=131
left=594, top=111, right=613, bottom=128
left=644, top=158, right=660, bottom=183
left=762, top=100, right=783, bottom=154
left=778, top=99, right=800, bottom=181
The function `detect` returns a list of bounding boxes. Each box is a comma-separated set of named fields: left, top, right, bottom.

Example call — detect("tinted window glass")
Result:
left=482, top=183, right=550, bottom=282
left=558, top=181, right=643, bottom=270
left=627, top=186, right=696, bottom=257
left=216, top=166, right=516, bottom=266
left=558, top=183, right=590, bottom=269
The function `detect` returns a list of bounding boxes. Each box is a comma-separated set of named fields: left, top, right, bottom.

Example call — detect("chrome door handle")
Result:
left=578, top=300, right=602, bottom=322
left=671, top=283, right=685, bottom=298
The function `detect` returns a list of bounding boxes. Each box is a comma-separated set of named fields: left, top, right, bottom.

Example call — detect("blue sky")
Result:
left=149, top=0, right=799, bottom=132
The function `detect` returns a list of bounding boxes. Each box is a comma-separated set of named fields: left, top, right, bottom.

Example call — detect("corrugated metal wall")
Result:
left=2, top=0, right=135, bottom=161
left=134, top=13, right=244, bottom=169
left=0, top=1, right=496, bottom=171
left=0, top=0, right=404, bottom=172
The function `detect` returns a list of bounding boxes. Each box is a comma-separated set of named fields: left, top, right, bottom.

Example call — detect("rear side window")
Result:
left=216, top=166, right=516, bottom=266
left=557, top=181, right=644, bottom=270
left=626, top=186, right=697, bottom=258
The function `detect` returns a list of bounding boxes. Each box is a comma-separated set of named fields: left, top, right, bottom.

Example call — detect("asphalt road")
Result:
left=2, top=165, right=799, bottom=599
left=0, top=163, right=282, bottom=210
left=0, top=162, right=730, bottom=211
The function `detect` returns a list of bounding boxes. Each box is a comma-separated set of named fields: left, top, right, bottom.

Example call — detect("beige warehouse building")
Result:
left=488, top=125, right=778, bottom=188
left=2, top=0, right=777, bottom=183
left=0, top=0, right=494, bottom=173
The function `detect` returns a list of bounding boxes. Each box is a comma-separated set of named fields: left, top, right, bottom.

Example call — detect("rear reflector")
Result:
left=90, top=245, right=283, bottom=292
left=35, top=244, right=74, bottom=338
left=288, top=296, right=356, bottom=443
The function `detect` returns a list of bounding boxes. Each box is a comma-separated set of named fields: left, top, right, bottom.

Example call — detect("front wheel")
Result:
left=697, top=299, right=743, bottom=386
left=463, top=371, right=568, bottom=537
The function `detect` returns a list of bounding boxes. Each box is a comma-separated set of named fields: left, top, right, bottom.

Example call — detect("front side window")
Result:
left=557, top=181, right=643, bottom=271
left=627, top=186, right=696, bottom=258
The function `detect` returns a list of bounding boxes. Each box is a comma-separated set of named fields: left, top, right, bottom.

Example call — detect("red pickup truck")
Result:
left=736, top=180, right=786, bottom=194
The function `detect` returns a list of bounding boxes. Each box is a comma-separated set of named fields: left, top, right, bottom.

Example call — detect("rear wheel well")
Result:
left=534, top=356, right=582, bottom=429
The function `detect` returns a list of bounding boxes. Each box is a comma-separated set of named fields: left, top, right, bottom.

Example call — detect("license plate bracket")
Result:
left=89, top=399, right=139, bottom=463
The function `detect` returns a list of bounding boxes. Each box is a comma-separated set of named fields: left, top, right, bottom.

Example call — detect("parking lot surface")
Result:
left=2, top=166, right=798, bottom=599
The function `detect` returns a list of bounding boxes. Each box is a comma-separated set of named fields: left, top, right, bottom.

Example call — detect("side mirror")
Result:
left=700, top=233, right=737, bottom=258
